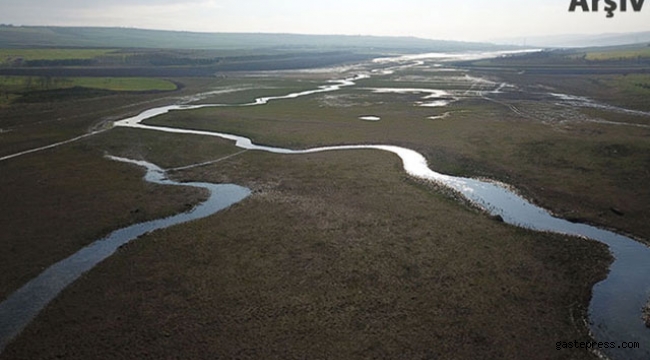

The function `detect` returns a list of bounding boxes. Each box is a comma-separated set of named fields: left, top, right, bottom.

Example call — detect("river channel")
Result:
left=113, top=72, right=650, bottom=359
left=0, top=157, right=251, bottom=352
left=1, top=53, right=648, bottom=359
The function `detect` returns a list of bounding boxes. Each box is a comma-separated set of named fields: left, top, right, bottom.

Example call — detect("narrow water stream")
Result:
left=2, top=59, right=649, bottom=358
left=110, top=76, right=650, bottom=359
left=0, top=157, right=251, bottom=352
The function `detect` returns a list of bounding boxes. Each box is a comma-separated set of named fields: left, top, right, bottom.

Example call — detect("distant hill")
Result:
left=0, top=25, right=514, bottom=53
left=491, top=31, right=650, bottom=48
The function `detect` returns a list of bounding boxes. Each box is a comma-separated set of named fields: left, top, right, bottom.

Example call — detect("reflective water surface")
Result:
left=1, top=51, right=648, bottom=358
left=0, top=157, right=251, bottom=352
left=112, top=73, right=650, bottom=358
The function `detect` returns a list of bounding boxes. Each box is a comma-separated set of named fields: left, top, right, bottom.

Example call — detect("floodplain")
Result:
left=1, top=44, right=649, bottom=359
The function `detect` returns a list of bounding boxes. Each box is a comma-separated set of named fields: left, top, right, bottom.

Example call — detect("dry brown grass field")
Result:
left=3, top=52, right=648, bottom=359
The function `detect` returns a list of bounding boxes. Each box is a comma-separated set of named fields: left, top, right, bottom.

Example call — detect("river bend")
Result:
left=0, top=157, right=251, bottom=352
left=112, top=75, right=650, bottom=359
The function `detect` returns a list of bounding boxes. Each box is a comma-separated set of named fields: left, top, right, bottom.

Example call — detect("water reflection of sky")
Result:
left=114, top=70, right=650, bottom=358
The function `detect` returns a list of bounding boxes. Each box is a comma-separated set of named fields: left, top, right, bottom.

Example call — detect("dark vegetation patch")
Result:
left=1, top=148, right=611, bottom=360
left=14, top=84, right=180, bottom=103
left=0, top=77, right=218, bottom=158
left=457, top=45, right=650, bottom=68
left=0, top=76, right=178, bottom=108
left=1, top=42, right=646, bottom=359
left=0, top=143, right=207, bottom=300
left=88, top=127, right=241, bottom=169
left=24, top=58, right=95, bottom=67
left=145, top=82, right=650, bottom=242
left=15, top=86, right=117, bottom=102
left=0, top=51, right=377, bottom=76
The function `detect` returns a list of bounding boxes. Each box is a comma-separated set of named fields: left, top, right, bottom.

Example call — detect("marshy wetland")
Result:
left=1, top=47, right=649, bottom=359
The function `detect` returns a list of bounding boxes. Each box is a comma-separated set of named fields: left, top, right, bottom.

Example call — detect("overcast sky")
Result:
left=1, top=0, right=648, bottom=42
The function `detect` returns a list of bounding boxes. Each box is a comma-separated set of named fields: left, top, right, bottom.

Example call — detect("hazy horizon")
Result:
left=1, top=0, right=649, bottom=43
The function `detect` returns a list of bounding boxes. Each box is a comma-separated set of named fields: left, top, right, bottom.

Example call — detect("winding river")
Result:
left=0, top=157, right=251, bottom=352
left=113, top=74, right=650, bottom=359
left=1, top=55, right=649, bottom=358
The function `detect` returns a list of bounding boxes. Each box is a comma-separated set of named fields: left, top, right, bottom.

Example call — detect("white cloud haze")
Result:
left=1, top=0, right=648, bottom=41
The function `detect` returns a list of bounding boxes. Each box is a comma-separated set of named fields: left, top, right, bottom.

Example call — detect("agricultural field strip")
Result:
left=0, top=76, right=177, bottom=92
left=0, top=49, right=116, bottom=63
left=585, top=48, right=650, bottom=61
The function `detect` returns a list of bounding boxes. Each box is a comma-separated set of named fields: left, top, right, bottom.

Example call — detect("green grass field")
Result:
left=0, top=48, right=115, bottom=64
left=585, top=47, right=650, bottom=61
left=0, top=75, right=177, bottom=92
left=612, top=74, right=650, bottom=95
